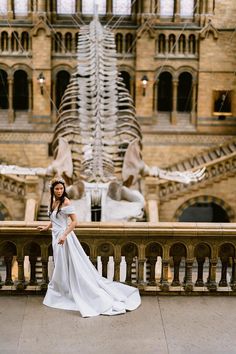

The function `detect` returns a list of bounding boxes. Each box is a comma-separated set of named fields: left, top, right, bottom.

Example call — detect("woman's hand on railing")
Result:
left=37, top=225, right=51, bottom=232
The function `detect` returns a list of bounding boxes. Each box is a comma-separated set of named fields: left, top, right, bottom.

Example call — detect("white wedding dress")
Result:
left=43, top=205, right=141, bottom=317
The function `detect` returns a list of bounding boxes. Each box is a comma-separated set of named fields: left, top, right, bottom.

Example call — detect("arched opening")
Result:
left=188, top=34, right=196, bottom=54
left=178, top=34, right=186, bottom=54
left=54, top=32, right=63, bottom=53
left=177, top=72, right=192, bottom=112
left=0, top=70, right=8, bottom=109
left=65, top=32, right=72, bottom=52
left=168, top=34, right=176, bottom=54
left=125, top=33, right=133, bottom=53
left=13, top=70, right=28, bottom=110
left=158, top=34, right=165, bottom=54
left=120, top=71, right=131, bottom=93
left=56, top=70, right=71, bottom=109
left=21, top=31, right=29, bottom=51
left=115, top=33, right=123, bottom=54
left=11, top=31, right=19, bottom=52
left=178, top=202, right=230, bottom=222
left=1, top=31, right=8, bottom=51
left=158, top=72, right=172, bottom=111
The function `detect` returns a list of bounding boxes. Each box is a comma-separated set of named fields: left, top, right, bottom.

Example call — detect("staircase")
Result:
left=37, top=205, right=48, bottom=221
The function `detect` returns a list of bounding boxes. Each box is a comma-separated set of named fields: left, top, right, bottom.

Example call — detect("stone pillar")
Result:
left=114, top=257, right=121, bottom=281
left=160, top=260, right=169, bottom=291
left=138, top=258, right=145, bottom=285
left=7, top=0, right=13, bottom=20
left=206, top=0, right=214, bottom=14
left=143, top=0, right=151, bottom=14
left=28, top=78, right=32, bottom=121
left=207, top=258, right=217, bottom=292
left=195, top=257, right=205, bottom=286
left=125, top=257, right=133, bottom=283
left=101, top=256, right=109, bottom=278
left=16, top=257, right=25, bottom=290
left=8, top=77, right=14, bottom=123
left=191, top=80, right=197, bottom=125
left=76, top=0, right=82, bottom=13
left=230, top=259, right=236, bottom=291
left=174, top=0, right=180, bottom=22
left=4, top=256, right=13, bottom=285
left=184, top=259, right=194, bottom=291
left=154, top=79, right=159, bottom=114
left=38, top=0, right=46, bottom=12
left=24, top=198, right=37, bottom=222
left=106, top=0, right=112, bottom=16
left=194, top=0, right=200, bottom=22
left=147, top=200, right=159, bottom=222
left=171, top=79, right=178, bottom=124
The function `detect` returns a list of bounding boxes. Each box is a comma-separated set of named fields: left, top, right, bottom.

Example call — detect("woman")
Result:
left=38, top=177, right=141, bottom=317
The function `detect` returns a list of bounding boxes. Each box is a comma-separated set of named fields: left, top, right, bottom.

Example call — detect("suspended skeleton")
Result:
left=0, top=14, right=204, bottom=221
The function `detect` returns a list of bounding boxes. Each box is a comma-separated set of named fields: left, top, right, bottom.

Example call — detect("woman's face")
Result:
left=53, top=183, right=65, bottom=199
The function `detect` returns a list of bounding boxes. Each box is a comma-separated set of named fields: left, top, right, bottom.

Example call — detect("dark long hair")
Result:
left=49, top=180, right=68, bottom=217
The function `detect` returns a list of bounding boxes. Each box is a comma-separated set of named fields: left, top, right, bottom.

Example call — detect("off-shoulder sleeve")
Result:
left=62, top=205, right=76, bottom=214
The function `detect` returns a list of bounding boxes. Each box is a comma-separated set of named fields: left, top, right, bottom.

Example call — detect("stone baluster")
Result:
left=160, top=260, right=170, bottom=291
left=101, top=256, right=109, bottom=278
left=114, top=257, right=121, bottom=281
left=171, top=256, right=181, bottom=286
left=219, top=257, right=228, bottom=287
left=125, top=256, right=133, bottom=284
left=230, top=258, right=236, bottom=291
left=184, top=259, right=194, bottom=291
left=4, top=256, right=14, bottom=285
left=29, top=255, right=38, bottom=285
left=41, top=258, right=49, bottom=290
left=138, top=258, right=145, bottom=285
left=16, top=256, right=25, bottom=290
left=148, top=256, right=157, bottom=285
left=171, top=79, right=178, bottom=124
left=207, top=258, right=217, bottom=292
left=195, top=257, right=205, bottom=286
left=8, top=77, right=14, bottom=123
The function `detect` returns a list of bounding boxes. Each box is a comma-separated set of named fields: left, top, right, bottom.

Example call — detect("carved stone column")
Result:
left=174, top=0, right=180, bottom=22
left=160, top=259, right=169, bottom=291
left=76, top=0, right=82, bottom=13
left=184, top=259, right=194, bottom=292
left=219, top=258, right=228, bottom=287
left=41, top=258, right=49, bottom=290
left=29, top=255, right=38, bottom=285
left=230, top=258, right=236, bottom=291
left=8, top=77, right=14, bottom=123
left=195, top=257, right=205, bottom=286
left=114, top=257, right=121, bottom=281
left=171, top=79, right=178, bottom=124
left=148, top=256, right=157, bottom=285
left=207, top=258, right=217, bottom=292
left=125, top=257, right=133, bottom=283
left=191, top=80, right=197, bottom=125
left=16, top=257, right=25, bottom=290
left=101, top=256, right=109, bottom=278
left=4, top=256, right=13, bottom=285
left=138, top=258, right=145, bottom=285
left=7, top=0, right=13, bottom=20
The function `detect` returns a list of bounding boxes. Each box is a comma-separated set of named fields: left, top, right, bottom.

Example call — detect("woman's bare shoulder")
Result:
left=63, top=197, right=71, bottom=206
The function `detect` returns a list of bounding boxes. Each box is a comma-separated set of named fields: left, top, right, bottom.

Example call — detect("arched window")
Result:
left=120, top=71, right=131, bottom=92
left=125, top=33, right=133, bottom=53
left=57, top=0, right=75, bottom=14
left=14, top=0, right=28, bottom=15
left=188, top=34, right=196, bottom=54
left=177, top=72, right=192, bottom=112
left=115, top=33, right=123, bottom=54
left=160, top=0, right=174, bottom=17
left=158, top=72, right=172, bottom=111
left=65, top=32, right=72, bottom=52
left=75, top=32, right=79, bottom=52
left=0, top=1, right=7, bottom=15
left=179, top=202, right=229, bottom=222
left=82, top=0, right=106, bottom=14
left=1, top=31, right=8, bottom=51
left=11, top=31, right=19, bottom=52
left=180, top=0, right=194, bottom=17
left=21, top=31, right=29, bottom=51
left=113, top=0, right=131, bottom=15
left=13, top=70, right=28, bottom=110
left=158, top=34, right=166, bottom=54
left=168, top=34, right=176, bottom=53
left=54, top=32, right=63, bottom=53
left=0, top=70, right=8, bottom=109
left=178, top=34, right=186, bottom=54
left=56, top=71, right=71, bottom=109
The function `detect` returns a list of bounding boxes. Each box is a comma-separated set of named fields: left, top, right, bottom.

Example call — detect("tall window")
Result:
left=180, top=0, right=194, bottom=17
left=0, top=0, right=7, bottom=15
left=158, top=72, right=173, bottom=111
left=160, top=0, right=174, bottom=17
left=1, top=32, right=8, bottom=51
left=177, top=72, right=192, bottom=112
left=14, top=0, right=28, bottom=15
left=56, top=71, right=71, bottom=109
left=0, top=70, right=8, bottom=109
left=82, top=0, right=106, bottom=15
left=113, top=0, right=131, bottom=15
left=57, top=0, right=76, bottom=14
left=13, top=70, right=28, bottom=110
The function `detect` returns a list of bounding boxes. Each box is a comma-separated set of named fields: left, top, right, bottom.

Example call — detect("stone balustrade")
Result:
left=1, top=221, right=236, bottom=295
left=0, top=174, right=26, bottom=198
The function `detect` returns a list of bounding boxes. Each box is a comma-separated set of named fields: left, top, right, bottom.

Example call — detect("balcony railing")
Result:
left=1, top=221, right=236, bottom=295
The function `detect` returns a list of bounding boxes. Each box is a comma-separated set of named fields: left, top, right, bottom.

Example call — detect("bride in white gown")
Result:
left=38, top=177, right=141, bottom=317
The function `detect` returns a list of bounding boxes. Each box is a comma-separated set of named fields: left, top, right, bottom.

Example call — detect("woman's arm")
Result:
left=37, top=222, right=52, bottom=232
left=58, top=213, right=77, bottom=245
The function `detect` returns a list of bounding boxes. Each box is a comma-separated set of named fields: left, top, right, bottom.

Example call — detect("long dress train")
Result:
left=43, top=205, right=141, bottom=317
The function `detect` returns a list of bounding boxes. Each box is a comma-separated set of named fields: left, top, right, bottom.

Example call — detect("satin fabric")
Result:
left=43, top=205, right=141, bottom=317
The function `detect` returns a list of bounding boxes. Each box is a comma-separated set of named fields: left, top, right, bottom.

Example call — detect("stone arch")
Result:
left=54, top=69, right=71, bottom=109
left=65, top=32, right=73, bottom=52
left=157, top=71, right=173, bottom=111
left=178, top=34, right=186, bottom=54
left=168, top=34, right=176, bottom=53
left=0, top=69, right=8, bottom=109
left=157, top=33, right=166, bottom=54
left=21, top=31, right=29, bottom=51
left=1, top=31, right=8, bottom=51
left=174, top=196, right=234, bottom=222
left=177, top=71, right=193, bottom=112
left=125, top=32, right=133, bottom=53
left=13, top=69, right=29, bottom=110
left=115, top=33, right=123, bottom=53
left=0, top=202, right=11, bottom=220
left=188, top=34, right=196, bottom=54
left=54, top=31, right=63, bottom=53
left=11, top=31, right=19, bottom=51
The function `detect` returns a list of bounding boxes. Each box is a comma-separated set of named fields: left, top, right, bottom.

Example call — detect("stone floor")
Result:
left=1, top=296, right=236, bottom=354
